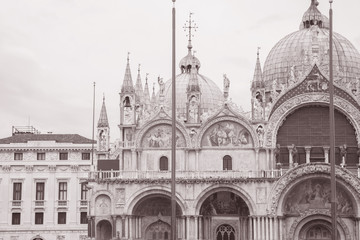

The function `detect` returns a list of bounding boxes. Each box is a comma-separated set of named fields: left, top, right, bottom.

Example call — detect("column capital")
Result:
left=304, top=146, right=312, bottom=151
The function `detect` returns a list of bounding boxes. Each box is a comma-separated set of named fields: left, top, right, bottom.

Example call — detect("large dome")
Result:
left=262, top=1, right=360, bottom=92
left=162, top=73, right=224, bottom=118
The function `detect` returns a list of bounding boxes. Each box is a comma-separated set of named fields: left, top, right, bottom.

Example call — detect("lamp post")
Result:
left=329, top=1, right=337, bottom=240
left=171, top=1, right=177, bottom=240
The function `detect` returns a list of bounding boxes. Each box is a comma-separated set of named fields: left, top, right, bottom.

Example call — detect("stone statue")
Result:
left=290, top=144, right=298, bottom=166
left=158, top=76, right=165, bottom=95
left=274, top=144, right=281, bottom=167
left=256, top=125, right=265, bottom=147
left=340, top=144, right=347, bottom=167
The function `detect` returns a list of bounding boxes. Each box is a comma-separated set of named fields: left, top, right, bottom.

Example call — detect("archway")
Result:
left=200, top=191, right=250, bottom=240
left=298, top=220, right=340, bottom=240
left=96, top=220, right=112, bottom=240
left=145, top=220, right=171, bottom=240
left=133, top=194, right=183, bottom=239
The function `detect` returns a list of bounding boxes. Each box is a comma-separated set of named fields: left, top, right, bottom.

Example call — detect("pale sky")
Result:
left=0, top=0, right=359, bottom=140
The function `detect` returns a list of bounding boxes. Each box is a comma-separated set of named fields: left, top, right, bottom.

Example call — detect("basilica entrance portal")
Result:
left=200, top=191, right=250, bottom=240
left=145, top=220, right=171, bottom=240
left=305, top=225, right=331, bottom=240
left=96, top=220, right=112, bottom=240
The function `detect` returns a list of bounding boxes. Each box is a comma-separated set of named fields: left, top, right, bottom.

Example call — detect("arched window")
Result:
left=216, top=224, right=235, bottom=240
left=223, top=155, right=232, bottom=170
left=160, top=156, right=168, bottom=171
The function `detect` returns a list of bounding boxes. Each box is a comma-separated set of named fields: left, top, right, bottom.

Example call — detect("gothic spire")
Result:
left=251, top=47, right=264, bottom=89
left=143, top=73, right=151, bottom=104
left=97, top=94, right=109, bottom=128
left=151, top=82, right=157, bottom=105
left=135, top=64, right=144, bottom=103
left=121, top=52, right=135, bottom=93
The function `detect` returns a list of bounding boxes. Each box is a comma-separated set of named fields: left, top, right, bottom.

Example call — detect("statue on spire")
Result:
left=223, top=74, right=230, bottom=100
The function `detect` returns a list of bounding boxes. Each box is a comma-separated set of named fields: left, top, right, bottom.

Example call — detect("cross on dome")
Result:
left=183, top=12, right=198, bottom=53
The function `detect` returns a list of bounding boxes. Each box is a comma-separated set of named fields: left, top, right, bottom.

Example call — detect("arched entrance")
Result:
left=96, top=219, right=112, bottom=240
left=298, top=220, right=340, bottom=240
left=200, top=191, right=250, bottom=240
left=145, top=220, right=171, bottom=240
left=133, top=194, right=183, bottom=239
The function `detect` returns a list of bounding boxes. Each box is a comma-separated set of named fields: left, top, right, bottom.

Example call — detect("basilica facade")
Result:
left=87, top=1, right=360, bottom=240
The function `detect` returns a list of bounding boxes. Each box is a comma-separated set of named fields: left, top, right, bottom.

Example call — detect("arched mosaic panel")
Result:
left=201, top=121, right=253, bottom=147
left=95, top=194, right=111, bottom=216
left=283, top=178, right=355, bottom=216
left=141, top=124, right=186, bottom=148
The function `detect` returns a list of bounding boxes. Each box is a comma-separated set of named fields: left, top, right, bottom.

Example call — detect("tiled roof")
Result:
left=0, top=134, right=96, bottom=144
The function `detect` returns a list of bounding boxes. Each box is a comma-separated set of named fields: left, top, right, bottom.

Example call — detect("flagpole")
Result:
left=171, top=1, right=177, bottom=240
left=91, top=82, right=96, bottom=169
left=329, top=1, right=337, bottom=239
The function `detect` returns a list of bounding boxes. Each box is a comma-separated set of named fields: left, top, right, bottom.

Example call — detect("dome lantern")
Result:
left=301, top=0, right=329, bottom=29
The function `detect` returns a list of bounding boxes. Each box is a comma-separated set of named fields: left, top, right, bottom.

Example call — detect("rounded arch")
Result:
left=197, top=116, right=259, bottom=148
left=31, top=235, right=45, bottom=240
left=215, top=224, right=236, bottom=240
left=91, top=190, right=115, bottom=216
left=265, top=94, right=360, bottom=148
left=125, top=186, right=187, bottom=215
left=135, top=119, right=191, bottom=148
left=96, top=219, right=112, bottom=240
left=194, top=184, right=256, bottom=216
left=288, top=212, right=350, bottom=240
left=268, top=163, right=360, bottom=216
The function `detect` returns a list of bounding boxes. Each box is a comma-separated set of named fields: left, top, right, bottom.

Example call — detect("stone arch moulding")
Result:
left=196, top=116, right=259, bottom=149
left=287, top=210, right=350, bottom=240
left=265, top=93, right=360, bottom=148
left=135, top=119, right=191, bottom=148
left=91, top=190, right=115, bottom=216
left=194, top=184, right=256, bottom=216
left=124, top=185, right=187, bottom=216
left=31, top=235, right=46, bottom=240
left=267, top=163, right=360, bottom=216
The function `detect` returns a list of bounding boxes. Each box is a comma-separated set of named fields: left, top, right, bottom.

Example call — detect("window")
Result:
left=14, top=153, right=23, bottom=160
left=35, top=212, right=44, bottom=224
left=37, top=152, right=46, bottom=160
left=80, top=212, right=88, bottom=224
left=81, top=183, right=87, bottom=200
left=58, top=212, right=66, bottom=224
left=59, top=152, right=68, bottom=160
left=223, top=155, right=232, bottom=170
left=58, top=182, right=67, bottom=200
left=159, top=156, right=168, bottom=171
left=36, top=182, right=45, bottom=200
left=82, top=152, right=91, bottom=160
left=13, top=183, right=22, bottom=200
left=12, top=212, right=20, bottom=225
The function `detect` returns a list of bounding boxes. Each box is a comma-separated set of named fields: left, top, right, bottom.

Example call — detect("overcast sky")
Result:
left=0, top=0, right=359, bottom=140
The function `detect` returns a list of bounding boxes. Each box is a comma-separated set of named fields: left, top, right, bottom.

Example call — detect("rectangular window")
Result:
left=35, top=212, right=44, bottom=225
left=80, top=212, right=88, bottom=224
left=58, top=182, right=67, bottom=200
left=58, top=212, right=66, bottom=224
left=81, top=183, right=87, bottom=200
left=59, top=152, right=68, bottom=160
left=37, top=152, right=46, bottom=160
left=14, top=153, right=23, bottom=160
left=12, top=212, right=20, bottom=225
left=82, top=152, right=90, bottom=160
left=13, top=183, right=22, bottom=200
left=36, top=182, right=45, bottom=200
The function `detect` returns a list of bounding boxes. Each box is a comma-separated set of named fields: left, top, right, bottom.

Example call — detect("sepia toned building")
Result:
left=0, top=126, right=93, bottom=240
left=86, top=1, right=360, bottom=240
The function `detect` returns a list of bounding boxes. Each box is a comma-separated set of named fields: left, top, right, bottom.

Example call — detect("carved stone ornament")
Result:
left=287, top=209, right=351, bottom=240
left=265, top=93, right=360, bottom=147
left=70, top=165, right=79, bottom=172
left=48, top=165, right=57, bottom=172
left=56, top=235, right=65, bottom=240
left=268, top=163, right=360, bottom=216
left=25, top=165, right=34, bottom=172
left=79, top=235, right=88, bottom=240
left=196, top=116, right=259, bottom=148
left=2, top=165, right=11, bottom=172
left=135, top=119, right=190, bottom=148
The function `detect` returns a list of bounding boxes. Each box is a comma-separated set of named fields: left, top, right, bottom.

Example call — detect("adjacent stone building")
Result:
left=0, top=126, right=93, bottom=240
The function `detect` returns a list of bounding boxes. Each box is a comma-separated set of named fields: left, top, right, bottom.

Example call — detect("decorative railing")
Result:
left=88, top=169, right=287, bottom=181
left=57, top=200, right=68, bottom=207
left=34, top=200, right=45, bottom=207
left=12, top=200, right=22, bottom=207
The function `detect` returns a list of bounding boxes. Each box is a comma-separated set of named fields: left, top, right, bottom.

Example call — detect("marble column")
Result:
left=253, top=217, right=257, bottom=240
left=195, top=150, right=199, bottom=171
left=186, top=216, right=190, bottom=240
left=304, top=146, right=311, bottom=163
left=131, top=149, right=137, bottom=170
left=287, top=146, right=293, bottom=168
left=185, top=150, right=189, bottom=171
left=323, top=146, right=330, bottom=163
left=129, top=215, right=133, bottom=239
left=255, top=149, right=260, bottom=172
left=279, top=218, right=283, bottom=240
left=137, top=151, right=142, bottom=171
left=194, top=216, right=199, bottom=240
left=269, top=217, right=273, bottom=240
left=199, top=216, right=203, bottom=240
left=182, top=216, right=186, bottom=240
left=125, top=215, right=129, bottom=239
left=265, top=217, right=269, bottom=240
left=112, top=215, right=117, bottom=238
